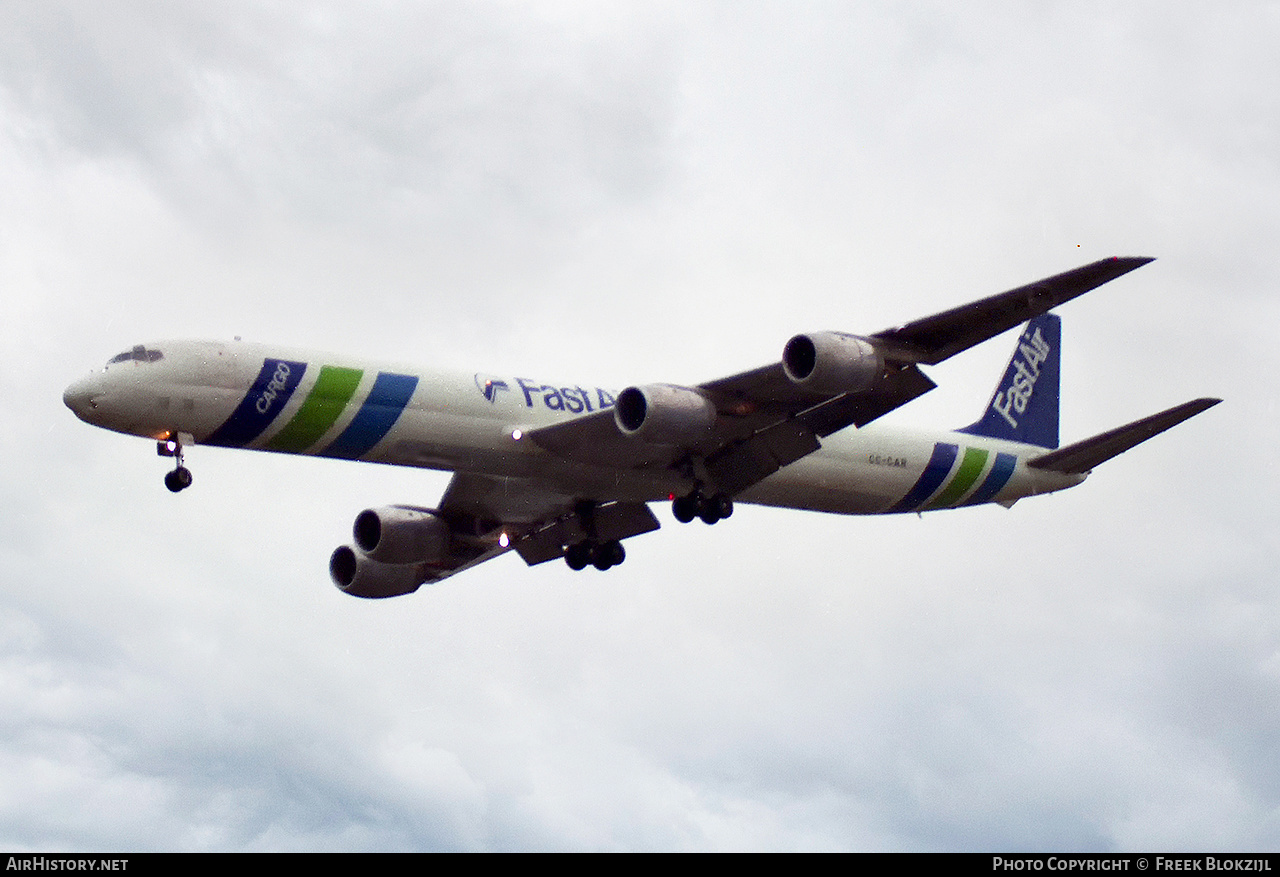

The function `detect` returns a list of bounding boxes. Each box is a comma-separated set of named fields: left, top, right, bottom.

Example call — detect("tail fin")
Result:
left=958, top=313, right=1060, bottom=449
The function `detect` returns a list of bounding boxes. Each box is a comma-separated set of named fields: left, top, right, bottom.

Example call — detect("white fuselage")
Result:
left=63, top=339, right=1085, bottom=515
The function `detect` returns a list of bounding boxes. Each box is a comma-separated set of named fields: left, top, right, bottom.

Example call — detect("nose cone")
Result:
left=63, top=374, right=103, bottom=422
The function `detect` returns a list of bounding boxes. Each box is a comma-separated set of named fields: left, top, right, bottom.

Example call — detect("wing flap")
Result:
left=705, top=419, right=822, bottom=496
left=796, top=364, right=938, bottom=435
left=1027, top=398, right=1221, bottom=474
left=513, top=501, right=661, bottom=566
left=438, top=472, right=662, bottom=568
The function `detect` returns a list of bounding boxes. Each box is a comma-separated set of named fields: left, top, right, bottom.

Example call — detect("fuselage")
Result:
left=63, top=339, right=1085, bottom=515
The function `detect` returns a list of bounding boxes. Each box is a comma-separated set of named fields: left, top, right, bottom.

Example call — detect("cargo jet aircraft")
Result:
left=63, top=257, right=1219, bottom=598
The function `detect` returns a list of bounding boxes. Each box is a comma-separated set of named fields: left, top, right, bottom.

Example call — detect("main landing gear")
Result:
left=564, top=539, right=626, bottom=572
left=562, top=500, right=627, bottom=572
left=671, top=490, right=733, bottom=525
left=158, top=437, right=193, bottom=493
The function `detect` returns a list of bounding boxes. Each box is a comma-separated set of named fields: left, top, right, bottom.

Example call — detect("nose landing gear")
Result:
left=158, top=437, right=193, bottom=493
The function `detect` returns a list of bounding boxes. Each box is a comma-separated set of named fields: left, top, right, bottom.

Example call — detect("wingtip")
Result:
left=1111, top=255, right=1156, bottom=267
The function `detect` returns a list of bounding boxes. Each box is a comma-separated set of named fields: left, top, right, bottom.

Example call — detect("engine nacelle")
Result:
left=782, top=331, right=884, bottom=395
left=329, top=546, right=424, bottom=599
left=614, top=383, right=717, bottom=445
left=353, top=506, right=450, bottom=565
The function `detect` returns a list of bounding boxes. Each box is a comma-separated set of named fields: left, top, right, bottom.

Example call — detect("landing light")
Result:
left=499, top=532, right=510, bottom=548
left=511, top=429, right=523, bottom=441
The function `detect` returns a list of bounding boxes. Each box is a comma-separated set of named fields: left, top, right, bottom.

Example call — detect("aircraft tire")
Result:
left=589, top=542, right=617, bottom=571
left=672, top=495, right=697, bottom=523
left=565, top=543, right=590, bottom=571
left=604, top=540, right=625, bottom=567
left=713, top=494, right=733, bottom=519
left=164, top=467, right=193, bottom=493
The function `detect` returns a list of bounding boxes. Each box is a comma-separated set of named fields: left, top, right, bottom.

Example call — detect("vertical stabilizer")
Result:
left=958, top=313, right=1060, bottom=449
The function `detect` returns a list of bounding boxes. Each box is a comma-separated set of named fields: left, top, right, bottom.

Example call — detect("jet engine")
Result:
left=329, top=506, right=452, bottom=599
left=782, top=331, right=884, bottom=395
left=353, top=506, right=449, bottom=564
left=329, top=546, right=424, bottom=599
left=614, top=383, right=717, bottom=445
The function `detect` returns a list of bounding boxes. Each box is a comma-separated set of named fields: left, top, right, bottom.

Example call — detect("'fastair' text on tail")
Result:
left=959, top=313, right=1061, bottom=449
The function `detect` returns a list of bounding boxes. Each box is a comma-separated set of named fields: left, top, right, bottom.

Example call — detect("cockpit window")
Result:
left=107, top=345, right=164, bottom=365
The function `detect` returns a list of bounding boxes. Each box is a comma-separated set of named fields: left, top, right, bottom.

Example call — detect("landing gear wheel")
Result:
left=604, top=540, right=625, bottom=567
left=565, top=542, right=591, bottom=571
left=590, top=540, right=625, bottom=571
left=672, top=495, right=697, bottom=523
left=712, top=493, right=733, bottom=520
left=164, top=466, right=193, bottom=493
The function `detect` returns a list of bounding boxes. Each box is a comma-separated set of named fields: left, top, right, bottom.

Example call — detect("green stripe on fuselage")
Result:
left=923, top=447, right=989, bottom=510
left=266, top=366, right=364, bottom=453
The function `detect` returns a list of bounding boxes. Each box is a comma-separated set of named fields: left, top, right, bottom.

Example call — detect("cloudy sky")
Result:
left=2, top=0, right=1277, bottom=851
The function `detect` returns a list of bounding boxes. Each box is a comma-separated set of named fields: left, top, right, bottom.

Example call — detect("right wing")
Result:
left=870, top=257, right=1155, bottom=364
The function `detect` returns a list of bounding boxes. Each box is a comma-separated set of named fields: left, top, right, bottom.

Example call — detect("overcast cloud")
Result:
left=1, top=0, right=1277, bottom=851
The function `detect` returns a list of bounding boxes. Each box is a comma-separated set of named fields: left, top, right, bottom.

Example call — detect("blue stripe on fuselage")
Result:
left=204, top=359, right=307, bottom=448
left=320, top=372, right=419, bottom=459
left=887, top=442, right=958, bottom=513
left=959, top=451, right=1017, bottom=506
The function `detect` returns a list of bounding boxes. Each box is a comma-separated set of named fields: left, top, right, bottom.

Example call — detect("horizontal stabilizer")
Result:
left=1027, top=398, right=1221, bottom=474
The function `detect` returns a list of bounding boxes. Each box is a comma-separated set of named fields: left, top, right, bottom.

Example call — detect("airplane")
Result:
left=63, top=257, right=1220, bottom=598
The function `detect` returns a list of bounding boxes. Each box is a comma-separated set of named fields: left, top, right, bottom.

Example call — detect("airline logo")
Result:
left=476, top=376, right=617, bottom=414
left=887, top=442, right=1017, bottom=513
left=474, top=374, right=510, bottom=403
left=205, top=359, right=419, bottom=459
left=992, top=325, right=1051, bottom=430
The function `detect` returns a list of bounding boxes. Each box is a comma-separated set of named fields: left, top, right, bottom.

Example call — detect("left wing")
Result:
left=330, top=471, right=661, bottom=596
left=530, top=257, right=1154, bottom=495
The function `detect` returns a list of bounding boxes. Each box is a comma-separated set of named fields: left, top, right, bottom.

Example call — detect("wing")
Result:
left=870, top=256, right=1154, bottom=364
left=330, top=471, right=661, bottom=596
left=530, top=257, right=1154, bottom=496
